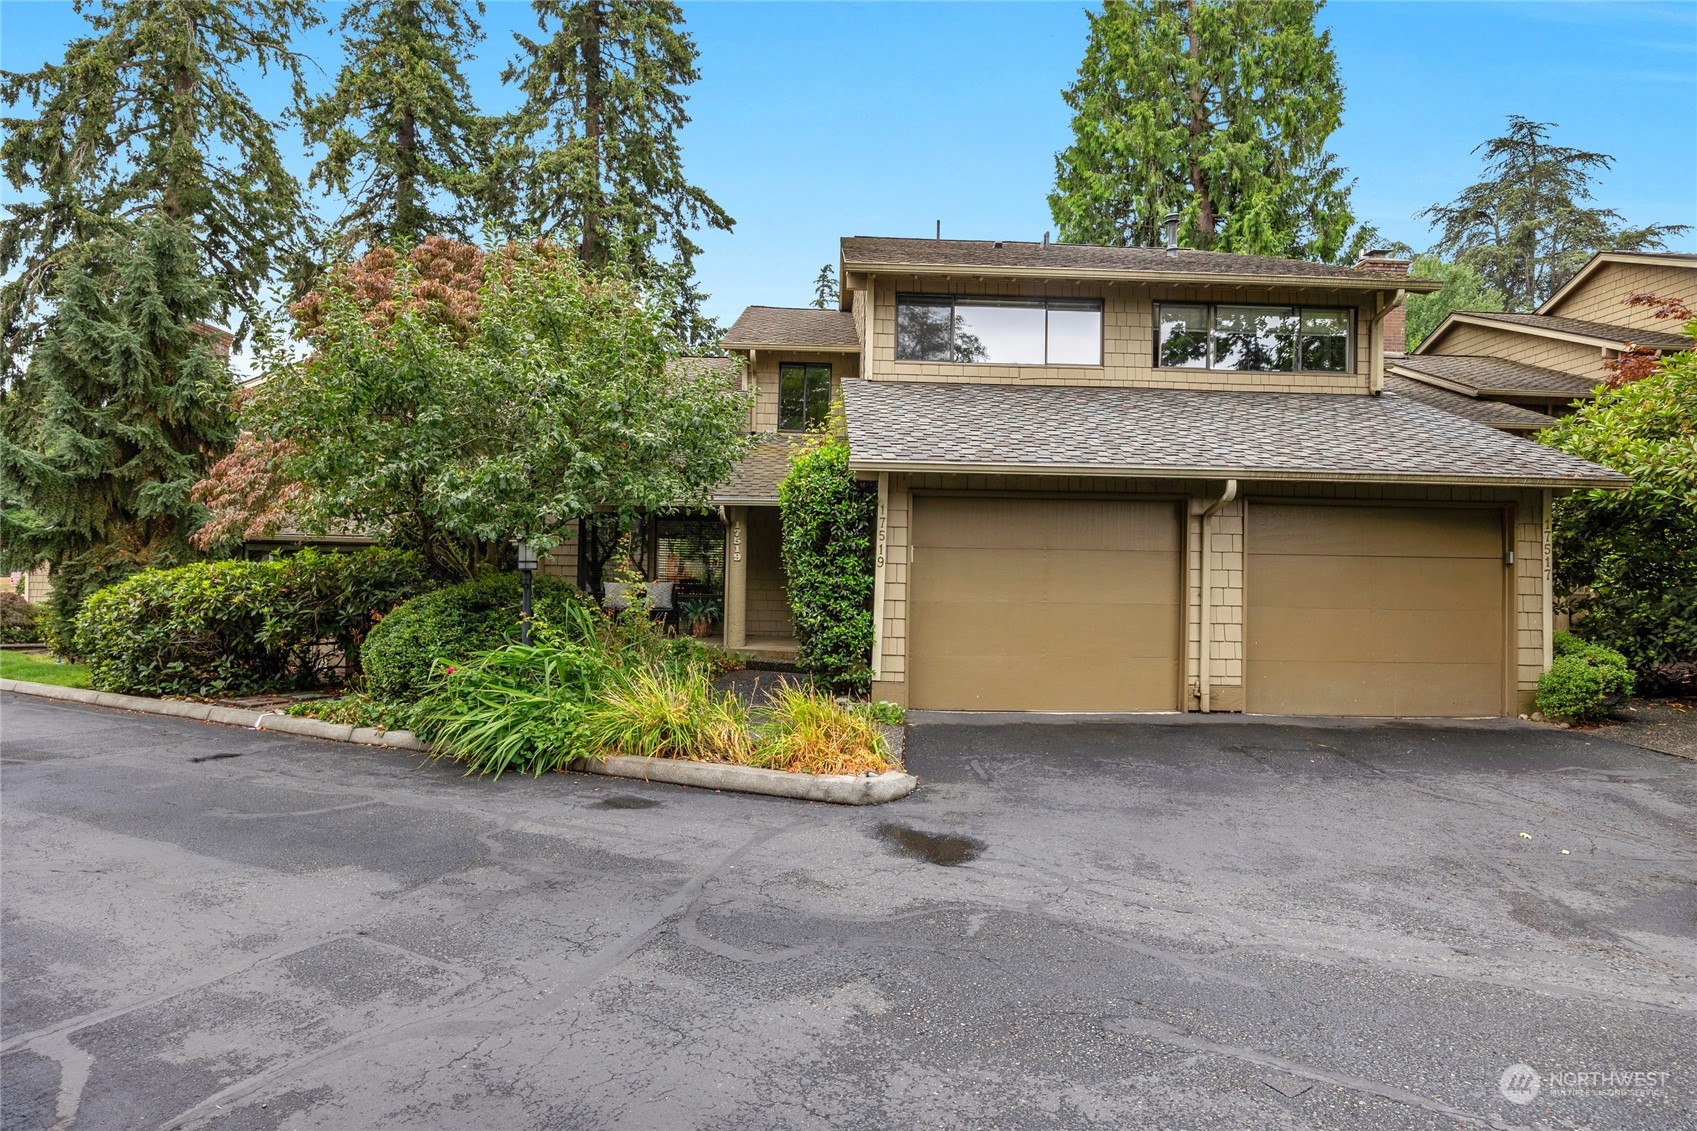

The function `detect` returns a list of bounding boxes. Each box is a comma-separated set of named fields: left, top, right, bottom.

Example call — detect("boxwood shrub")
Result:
left=1537, top=632, right=1634, bottom=721
left=74, top=548, right=428, bottom=697
left=360, top=572, right=593, bottom=703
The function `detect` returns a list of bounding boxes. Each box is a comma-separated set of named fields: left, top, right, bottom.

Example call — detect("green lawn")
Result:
left=0, top=650, right=93, bottom=689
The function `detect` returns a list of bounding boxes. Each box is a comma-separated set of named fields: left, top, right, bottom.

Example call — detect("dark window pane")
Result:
left=1158, top=304, right=1209, bottom=368
left=1211, top=305, right=1296, bottom=371
left=804, top=365, right=831, bottom=428
left=1300, top=334, right=1348, bottom=372
left=896, top=296, right=953, bottom=360
left=779, top=365, right=807, bottom=430
left=1047, top=302, right=1103, bottom=365
left=953, top=299, right=1045, bottom=364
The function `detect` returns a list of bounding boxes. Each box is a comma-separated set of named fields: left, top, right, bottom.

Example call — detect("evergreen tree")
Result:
left=1420, top=117, right=1689, bottom=312
left=298, top=0, right=491, bottom=251
left=1403, top=255, right=1505, bottom=351
left=0, top=0, right=316, bottom=373
left=812, top=264, right=838, bottom=309
left=1049, top=0, right=1366, bottom=263
left=0, top=222, right=237, bottom=644
left=500, top=0, right=733, bottom=286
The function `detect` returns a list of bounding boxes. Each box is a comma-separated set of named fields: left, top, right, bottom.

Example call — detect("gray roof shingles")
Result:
left=840, top=378, right=1625, bottom=488
left=713, top=435, right=803, bottom=504
left=1456, top=310, right=1693, bottom=351
left=1383, top=376, right=1555, bottom=432
left=1391, top=354, right=1599, bottom=398
left=723, top=306, right=859, bottom=350
left=839, top=236, right=1441, bottom=290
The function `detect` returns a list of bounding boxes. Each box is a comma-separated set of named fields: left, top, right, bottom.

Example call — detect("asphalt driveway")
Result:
left=2, top=695, right=1693, bottom=1130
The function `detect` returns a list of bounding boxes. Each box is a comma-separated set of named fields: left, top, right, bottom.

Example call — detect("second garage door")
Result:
left=908, top=496, right=1181, bottom=711
left=1245, top=504, right=1507, bottom=717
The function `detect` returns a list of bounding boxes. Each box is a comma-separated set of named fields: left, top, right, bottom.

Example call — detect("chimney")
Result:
left=1354, top=249, right=1412, bottom=357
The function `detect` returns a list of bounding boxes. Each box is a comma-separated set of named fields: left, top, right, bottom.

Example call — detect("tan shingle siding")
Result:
left=866, top=278, right=1373, bottom=393
left=1427, top=324, right=1607, bottom=383
left=1543, top=260, right=1697, bottom=331
left=745, top=350, right=858, bottom=433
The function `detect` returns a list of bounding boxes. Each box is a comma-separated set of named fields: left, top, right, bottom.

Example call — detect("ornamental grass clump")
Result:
left=577, top=667, right=753, bottom=764
left=750, top=682, right=893, bottom=776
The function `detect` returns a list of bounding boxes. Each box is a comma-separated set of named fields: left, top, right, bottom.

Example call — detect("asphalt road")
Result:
left=2, top=694, right=1694, bottom=1131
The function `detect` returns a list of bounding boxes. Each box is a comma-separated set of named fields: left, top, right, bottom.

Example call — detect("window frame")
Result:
left=777, top=361, right=832, bottom=433
left=1153, top=301, right=1356, bottom=376
left=894, top=293, right=1105, bottom=367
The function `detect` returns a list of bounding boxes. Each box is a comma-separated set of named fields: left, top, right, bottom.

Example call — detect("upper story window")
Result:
left=896, top=294, right=1103, bottom=366
left=1157, top=303, right=1353, bottom=373
left=778, top=362, right=831, bottom=432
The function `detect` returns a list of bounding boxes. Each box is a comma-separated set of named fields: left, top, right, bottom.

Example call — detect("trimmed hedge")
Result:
left=1537, top=632, right=1634, bottom=721
left=0, top=592, right=42, bottom=644
left=360, top=572, right=593, bottom=703
left=778, top=428, right=876, bottom=694
left=74, top=548, right=428, bottom=697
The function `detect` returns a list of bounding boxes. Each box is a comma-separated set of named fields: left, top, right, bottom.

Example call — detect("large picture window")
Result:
left=1156, top=302, right=1353, bottom=373
left=896, top=294, right=1103, bottom=366
left=778, top=362, right=831, bottom=432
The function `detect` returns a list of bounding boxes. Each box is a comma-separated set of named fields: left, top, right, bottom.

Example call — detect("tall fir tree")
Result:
left=0, top=222, right=237, bottom=642
left=500, top=0, right=733, bottom=323
left=298, top=0, right=491, bottom=252
left=1049, top=0, right=1367, bottom=263
left=0, top=0, right=317, bottom=373
left=1420, top=117, right=1689, bottom=312
left=812, top=264, right=838, bottom=310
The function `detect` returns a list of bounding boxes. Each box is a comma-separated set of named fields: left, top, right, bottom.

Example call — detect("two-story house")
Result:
left=1393, top=250, right=1696, bottom=425
left=700, top=235, right=1625, bottom=719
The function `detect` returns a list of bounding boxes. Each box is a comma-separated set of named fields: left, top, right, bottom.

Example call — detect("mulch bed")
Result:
left=1588, top=697, right=1697, bottom=761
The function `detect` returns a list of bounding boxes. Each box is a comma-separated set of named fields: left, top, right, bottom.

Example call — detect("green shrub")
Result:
left=1538, top=634, right=1634, bottom=721
left=73, top=548, right=428, bottom=697
left=286, top=692, right=415, bottom=731
left=413, top=642, right=617, bottom=777
left=0, top=593, right=42, bottom=643
left=360, top=573, right=594, bottom=702
left=778, top=420, right=876, bottom=694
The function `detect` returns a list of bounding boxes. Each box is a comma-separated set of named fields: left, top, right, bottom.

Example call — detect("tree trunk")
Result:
left=579, top=0, right=605, bottom=268
left=1183, top=0, right=1217, bottom=241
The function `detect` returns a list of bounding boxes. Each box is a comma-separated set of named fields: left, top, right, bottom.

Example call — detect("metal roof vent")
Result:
left=1162, top=211, right=1182, bottom=256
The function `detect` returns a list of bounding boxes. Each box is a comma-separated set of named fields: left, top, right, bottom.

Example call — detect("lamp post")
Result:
left=517, top=541, right=538, bottom=645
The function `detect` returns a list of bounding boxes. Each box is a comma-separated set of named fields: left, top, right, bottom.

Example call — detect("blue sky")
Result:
left=3, top=0, right=1694, bottom=330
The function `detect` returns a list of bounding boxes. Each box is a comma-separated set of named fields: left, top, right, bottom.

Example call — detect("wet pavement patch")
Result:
left=188, top=752, right=243, bottom=763
left=876, top=823, right=985, bottom=866
left=592, top=795, right=662, bottom=810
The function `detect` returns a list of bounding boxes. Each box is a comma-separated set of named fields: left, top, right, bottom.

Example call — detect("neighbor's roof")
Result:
left=839, top=236, right=1445, bottom=292
left=1391, top=355, right=1599, bottom=400
left=1425, top=310, right=1693, bottom=352
left=722, top=306, right=860, bottom=350
left=839, top=378, right=1625, bottom=489
left=1539, top=250, right=1697, bottom=314
left=1384, top=376, right=1555, bottom=434
left=712, top=435, right=804, bottom=504
left=668, top=354, right=743, bottom=380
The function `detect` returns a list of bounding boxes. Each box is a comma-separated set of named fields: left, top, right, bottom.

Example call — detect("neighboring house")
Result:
left=751, top=234, right=1624, bottom=719
left=1394, top=251, right=1697, bottom=425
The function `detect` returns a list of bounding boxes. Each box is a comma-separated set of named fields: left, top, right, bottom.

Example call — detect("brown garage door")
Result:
left=908, top=496, right=1181, bottom=711
left=1246, top=504, right=1506, bottom=716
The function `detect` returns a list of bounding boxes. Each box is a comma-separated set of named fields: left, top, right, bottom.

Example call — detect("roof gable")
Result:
left=723, top=306, right=859, bottom=350
left=1538, top=251, right=1697, bottom=317
left=1417, top=309, right=1693, bottom=355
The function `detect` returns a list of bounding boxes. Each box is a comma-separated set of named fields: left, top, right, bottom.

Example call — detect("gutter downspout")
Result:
left=1368, top=289, right=1405, bottom=395
left=1197, top=479, right=1238, bottom=714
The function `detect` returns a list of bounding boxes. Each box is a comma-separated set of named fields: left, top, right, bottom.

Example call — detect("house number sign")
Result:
left=730, top=520, right=743, bottom=564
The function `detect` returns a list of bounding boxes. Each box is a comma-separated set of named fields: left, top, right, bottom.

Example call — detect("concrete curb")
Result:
left=2, top=678, right=912, bottom=804
left=573, top=755, right=917, bottom=805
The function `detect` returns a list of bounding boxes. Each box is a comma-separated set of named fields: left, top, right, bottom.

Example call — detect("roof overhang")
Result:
left=722, top=342, right=860, bottom=353
left=1388, top=363, right=1596, bottom=401
left=844, top=458, right=1618, bottom=491
left=1420, top=311, right=1648, bottom=354
left=838, top=260, right=1444, bottom=294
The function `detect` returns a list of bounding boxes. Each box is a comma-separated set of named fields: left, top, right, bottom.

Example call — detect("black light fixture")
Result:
left=1162, top=211, right=1182, bottom=256
left=517, top=541, right=538, bottom=645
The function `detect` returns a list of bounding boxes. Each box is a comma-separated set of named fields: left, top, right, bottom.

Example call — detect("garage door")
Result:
left=908, top=496, right=1181, bottom=711
left=1246, top=505, right=1506, bottom=716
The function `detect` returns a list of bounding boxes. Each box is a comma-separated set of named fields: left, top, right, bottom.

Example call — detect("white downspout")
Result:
left=1198, top=479, right=1238, bottom=713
